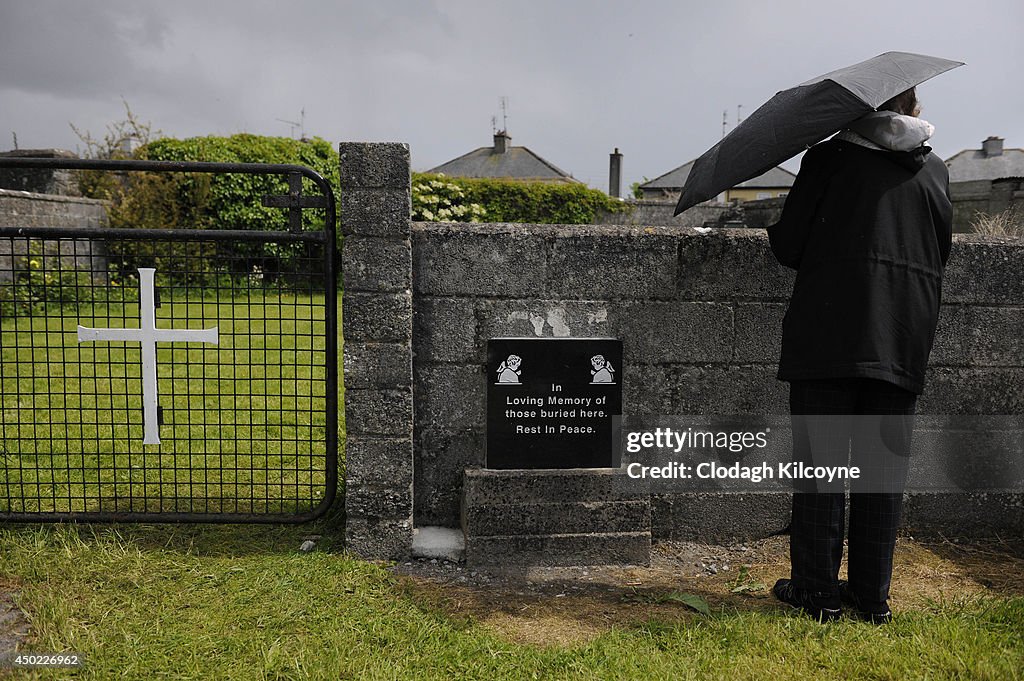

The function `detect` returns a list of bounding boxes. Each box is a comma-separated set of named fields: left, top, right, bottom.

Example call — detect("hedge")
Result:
left=84, top=135, right=340, bottom=284
left=412, top=172, right=628, bottom=224
left=137, top=134, right=340, bottom=236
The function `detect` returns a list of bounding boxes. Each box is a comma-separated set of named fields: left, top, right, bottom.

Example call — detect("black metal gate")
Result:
left=0, top=157, right=337, bottom=522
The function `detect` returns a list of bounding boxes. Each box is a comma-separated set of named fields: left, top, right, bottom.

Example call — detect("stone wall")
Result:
left=0, top=149, right=81, bottom=196
left=339, top=142, right=1024, bottom=560
left=0, top=188, right=107, bottom=228
left=339, top=142, right=416, bottom=560
left=408, top=224, right=1024, bottom=534
left=0, top=188, right=108, bottom=282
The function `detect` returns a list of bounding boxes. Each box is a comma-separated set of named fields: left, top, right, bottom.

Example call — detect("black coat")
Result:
left=767, top=139, right=953, bottom=394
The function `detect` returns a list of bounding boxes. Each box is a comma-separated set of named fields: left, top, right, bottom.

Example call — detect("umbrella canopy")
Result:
left=673, top=51, right=964, bottom=216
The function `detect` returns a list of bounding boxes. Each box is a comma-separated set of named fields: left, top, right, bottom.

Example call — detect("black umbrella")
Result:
left=673, top=51, right=964, bottom=216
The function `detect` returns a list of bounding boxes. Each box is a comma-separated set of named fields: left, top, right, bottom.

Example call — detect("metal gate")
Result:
left=0, top=157, right=337, bottom=522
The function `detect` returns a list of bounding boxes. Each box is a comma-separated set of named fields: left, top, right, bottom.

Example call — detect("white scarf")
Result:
left=835, top=111, right=934, bottom=151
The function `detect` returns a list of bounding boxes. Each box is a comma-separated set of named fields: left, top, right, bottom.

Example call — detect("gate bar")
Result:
left=0, top=156, right=339, bottom=524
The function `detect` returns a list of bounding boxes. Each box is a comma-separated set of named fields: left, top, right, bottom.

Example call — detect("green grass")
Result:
left=1, top=292, right=334, bottom=517
left=0, top=523, right=1021, bottom=680
left=2, top=289, right=1023, bottom=679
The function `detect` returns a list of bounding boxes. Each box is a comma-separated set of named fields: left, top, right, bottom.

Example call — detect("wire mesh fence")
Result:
left=0, top=160, right=338, bottom=522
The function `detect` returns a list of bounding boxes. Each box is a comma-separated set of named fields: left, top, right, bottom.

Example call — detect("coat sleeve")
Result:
left=767, top=144, right=834, bottom=269
left=936, top=164, right=953, bottom=267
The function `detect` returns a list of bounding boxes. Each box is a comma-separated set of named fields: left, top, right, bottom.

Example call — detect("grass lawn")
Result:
left=1, top=291, right=333, bottom=518
left=2, top=292, right=1023, bottom=679
left=0, top=522, right=1021, bottom=680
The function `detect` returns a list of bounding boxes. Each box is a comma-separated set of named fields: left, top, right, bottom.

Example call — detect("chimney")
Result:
left=982, top=136, right=1004, bottom=157
left=608, top=148, right=623, bottom=198
left=493, top=130, right=511, bottom=154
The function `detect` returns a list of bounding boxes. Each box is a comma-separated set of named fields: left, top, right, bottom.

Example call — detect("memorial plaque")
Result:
left=486, top=337, right=622, bottom=469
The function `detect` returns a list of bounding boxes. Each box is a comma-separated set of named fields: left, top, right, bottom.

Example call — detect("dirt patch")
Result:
left=0, top=577, right=29, bottom=661
left=392, top=535, right=1024, bottom=646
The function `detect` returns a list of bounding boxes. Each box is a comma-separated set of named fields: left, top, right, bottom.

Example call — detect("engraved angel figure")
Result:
left=590, top=354, right=615, bottom=384
left=496, top=354, right=523, bottom=384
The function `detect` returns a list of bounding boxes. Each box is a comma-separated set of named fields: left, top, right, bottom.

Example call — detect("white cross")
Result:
left=77, top=267, right=219, bottom=445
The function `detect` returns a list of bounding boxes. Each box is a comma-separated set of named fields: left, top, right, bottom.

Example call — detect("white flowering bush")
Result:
left=412, top=176, right=486, bottom=222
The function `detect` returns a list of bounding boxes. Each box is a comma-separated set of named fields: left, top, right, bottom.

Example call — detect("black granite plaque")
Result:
left=486, top=337, right=623, bottom=469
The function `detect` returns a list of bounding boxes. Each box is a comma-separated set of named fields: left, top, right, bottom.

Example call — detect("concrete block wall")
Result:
left=339, top=142, right=415, bottom=560
left=410, top=224, right=797, bottom=528
left=409, top=223, right=1024, bottom=536
left=338, top=143, right=1023, bottom=557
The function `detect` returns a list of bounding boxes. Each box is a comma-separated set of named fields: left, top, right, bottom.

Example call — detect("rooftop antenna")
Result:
left=499, top=96, right=509, bottom=132
left=722, top=110, right=728, bottom=139
left=276, top=117, right=299, bottom=139
left=11, top=131, right=18, bottom=150
left=737, top=104, right=743, bottom=126
left=275, top=108, right=306, bottom=139
left=491, top=115, right=497, bottom=135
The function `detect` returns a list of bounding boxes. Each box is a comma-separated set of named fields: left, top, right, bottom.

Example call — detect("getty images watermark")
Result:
left=613, top=415, right=1024, bottom=494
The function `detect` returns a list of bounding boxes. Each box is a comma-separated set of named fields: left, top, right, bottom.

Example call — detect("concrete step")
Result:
left=461, top=467, right=652, bottom=567
left=462, top=467, right=646, bottom=506
left=465, top=531, right=651, bottom=567
left=464, top=500, right=650, bottom=536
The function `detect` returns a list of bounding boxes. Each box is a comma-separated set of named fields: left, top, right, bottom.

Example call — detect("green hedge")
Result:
left=137, top=134, right=339, bottom=235
left=86, top=135, right=340, bottom=284
left=412, top=172, right=627, bottom=224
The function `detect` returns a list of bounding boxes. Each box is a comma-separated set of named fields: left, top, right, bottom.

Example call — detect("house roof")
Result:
left=427, top=141, right=578, bottom=183
left=733, top=165, right=797, bottom=188
left=945, top=147, right=1024, bottom=182
left=639, top=161, right=795, bottom=191
left=639, top=160, right=696, bottom=190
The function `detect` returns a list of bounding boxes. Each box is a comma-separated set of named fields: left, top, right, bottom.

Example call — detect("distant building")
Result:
left=0, top=149, right=81, bottom=196
left=945, top=136, right=1024, bottom=182
left=427, top=131, right=579, bottom=184
left=638, top=160, right=795, bottom=203
left=945, top=137, right=1024, bottom=232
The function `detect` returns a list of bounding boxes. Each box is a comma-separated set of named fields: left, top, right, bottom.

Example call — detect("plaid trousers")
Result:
left=788, top=377, right=918, bottom=605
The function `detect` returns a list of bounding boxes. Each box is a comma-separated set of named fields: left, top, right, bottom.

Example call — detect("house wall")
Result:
left=596, top=198, right=786, bottom=228
left=724, top=188, right=789, bottom=202
left=608, top=183, right=1022, bottom=234
left=923, top=178, right=1024, bottom=233
left=594, top=199, right=734, bottom=227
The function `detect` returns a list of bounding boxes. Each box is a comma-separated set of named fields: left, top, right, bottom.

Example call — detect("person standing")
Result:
left=767, top=87, right=953, bottom=624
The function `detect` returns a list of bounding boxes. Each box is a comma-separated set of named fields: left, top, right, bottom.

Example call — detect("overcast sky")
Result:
left=2, top=0, right=1021, bottom=191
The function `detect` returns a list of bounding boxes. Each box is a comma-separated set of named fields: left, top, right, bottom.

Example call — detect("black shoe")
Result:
left=838, top=580, right=893, bottom=625
left=772, top=579, right=841, bottom=622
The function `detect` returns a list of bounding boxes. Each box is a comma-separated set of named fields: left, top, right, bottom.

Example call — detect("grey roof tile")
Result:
left=946, top=147, right=1024, bottom=182
left=427, top=145, right=578, bottom=182
left=734, top=165, right=796, bottom=188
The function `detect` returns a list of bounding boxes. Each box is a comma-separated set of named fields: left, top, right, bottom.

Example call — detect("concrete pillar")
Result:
left=339, top=142, right=414, bottom=560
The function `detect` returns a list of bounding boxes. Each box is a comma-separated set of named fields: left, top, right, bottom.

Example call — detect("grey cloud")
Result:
left=1, top=0, right=1023, bottom=190
left=0, top=1, right=171, bottom=98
